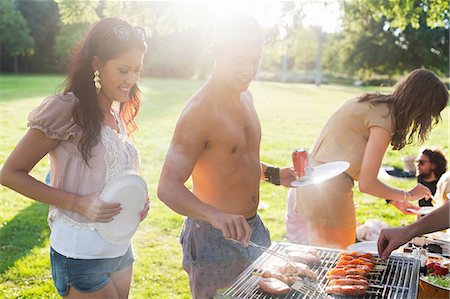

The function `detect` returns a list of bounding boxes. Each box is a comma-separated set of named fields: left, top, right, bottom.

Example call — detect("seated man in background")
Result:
left=415, top=146, right=447, bottom=207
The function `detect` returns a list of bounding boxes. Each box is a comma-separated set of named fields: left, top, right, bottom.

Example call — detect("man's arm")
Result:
left=377, top=201, right=450, bottom=259
left=260, top=162, right=295, bottom=187
left=157, top=105, right=252, bottom=245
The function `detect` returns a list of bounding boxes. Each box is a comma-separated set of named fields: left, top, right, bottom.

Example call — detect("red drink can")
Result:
left=292, top=148, right=309, bottom=178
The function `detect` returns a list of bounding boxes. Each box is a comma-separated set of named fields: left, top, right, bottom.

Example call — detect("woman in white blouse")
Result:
left=0, top=17, right=149, bottom=298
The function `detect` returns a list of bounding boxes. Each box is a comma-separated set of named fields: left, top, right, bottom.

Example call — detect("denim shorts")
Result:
left=50, top=247, right=134, bottom=296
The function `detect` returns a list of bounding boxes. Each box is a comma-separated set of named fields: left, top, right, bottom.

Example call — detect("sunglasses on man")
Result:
left=415, top=159, right=431, bottom=166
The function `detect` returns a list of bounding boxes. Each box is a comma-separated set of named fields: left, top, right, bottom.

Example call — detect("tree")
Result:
left=17, top=0, right=61, bottom=73
left=53, top=23, right=90, bottom=69
left=0, top=0, right=34, bottom=74
left=354, top=0, right=449, bottom=29
left=53, top=1, right=211, bottom=77
left=324, top=0, right=448, bottom=79
left=54, top=0, right=101, bottom=24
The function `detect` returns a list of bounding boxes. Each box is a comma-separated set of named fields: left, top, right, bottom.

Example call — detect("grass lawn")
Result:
left=0, top=75, right=448, bottom=298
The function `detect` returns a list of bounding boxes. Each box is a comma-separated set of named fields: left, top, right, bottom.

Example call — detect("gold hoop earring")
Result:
left=93, top=70, right=101, bottom=94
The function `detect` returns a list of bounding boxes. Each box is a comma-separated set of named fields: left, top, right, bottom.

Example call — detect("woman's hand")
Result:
left=139, top=198, right=150, bottom=221
left=77, top=192, right=122, bottom=222
left=407, top=183, right=432, bottom=201
left=391, top=200, right=419, bottom=215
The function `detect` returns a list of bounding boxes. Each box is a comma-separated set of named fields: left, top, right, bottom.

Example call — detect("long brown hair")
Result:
left=358, top=69, right=448, bottom=150
left=64, top=17, right=147, bottom=164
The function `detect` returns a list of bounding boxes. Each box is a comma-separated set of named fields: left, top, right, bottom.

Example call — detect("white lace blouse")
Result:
left=27, top=93, right=140, bottom=259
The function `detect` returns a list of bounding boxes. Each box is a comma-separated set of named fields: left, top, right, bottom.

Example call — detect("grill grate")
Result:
left=216, top=242, right=420, bottom=299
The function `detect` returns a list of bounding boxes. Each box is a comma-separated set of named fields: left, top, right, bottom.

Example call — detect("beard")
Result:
left=417, top=170, right=433, bottom=181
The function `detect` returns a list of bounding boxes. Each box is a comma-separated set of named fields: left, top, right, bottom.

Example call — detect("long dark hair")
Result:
left=64, top=17, right=147, bottom=164
left=358, top=69, right=448, bottom=150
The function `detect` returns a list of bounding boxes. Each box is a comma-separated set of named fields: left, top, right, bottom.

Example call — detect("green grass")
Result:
left=0, top=75, right=448, bottom=298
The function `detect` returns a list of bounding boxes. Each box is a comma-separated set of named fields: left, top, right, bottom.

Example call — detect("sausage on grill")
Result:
left=259, top=277, right=292, bottom=295
left=277, top=262, right=317, bottom=280
left=327, top=267, right=370, bottom=277
left=325, top=285, right=368, bottom=296
left=328, top=278, right=369, bottom=287
left=327, top=274, right=367, bottom=281
left=286, top=249, right=320, bottom=266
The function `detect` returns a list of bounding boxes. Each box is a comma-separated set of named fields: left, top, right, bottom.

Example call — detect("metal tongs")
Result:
left=227, top=238, right=295, bottom=266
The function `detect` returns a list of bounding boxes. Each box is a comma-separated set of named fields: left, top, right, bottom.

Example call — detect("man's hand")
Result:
left=76, top=192, right=122, bottom=222
left=377, top=226, right=413, bottom=260
left=208, top=212, right=252, bottom=247
left=279, top=166, right=296, bottom=187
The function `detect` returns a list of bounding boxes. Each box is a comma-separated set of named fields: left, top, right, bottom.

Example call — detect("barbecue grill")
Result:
left=216, top=242, right=420, bottom=299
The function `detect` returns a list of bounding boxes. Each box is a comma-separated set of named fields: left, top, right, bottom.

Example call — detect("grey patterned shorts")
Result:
left=180, top=214, right=271, bottom=299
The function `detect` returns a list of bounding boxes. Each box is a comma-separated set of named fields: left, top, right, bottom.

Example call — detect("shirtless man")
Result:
left=157, top=14, right=295, bottom=299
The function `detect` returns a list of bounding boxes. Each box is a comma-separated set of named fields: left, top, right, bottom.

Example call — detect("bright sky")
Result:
left=200, top=0, right=343, bottom=33
left=301, top=0, right=343, bottom=33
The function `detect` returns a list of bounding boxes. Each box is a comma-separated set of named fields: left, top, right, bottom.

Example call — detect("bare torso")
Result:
left=190, top=89, right=261, bottom=218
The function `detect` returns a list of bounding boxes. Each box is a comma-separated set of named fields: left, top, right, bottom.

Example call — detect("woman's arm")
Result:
left=0, top=129, right=121, bottom=222
left=358, top=127, right=431, bottom=211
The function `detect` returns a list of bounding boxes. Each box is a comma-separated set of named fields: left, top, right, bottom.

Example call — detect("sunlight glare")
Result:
left=302, top=0, right=343, bottom=33
left=195, top=1, right=342, bottom=32
left=199, top=1, right=282, bottom=28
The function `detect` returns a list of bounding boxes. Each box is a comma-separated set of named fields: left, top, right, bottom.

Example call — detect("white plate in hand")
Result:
left=347, top=241, right=378, bottom=254
left=406, top=206, right=436, bottom=215
left=291, top=161, right=350, bottom=187
left=95, top=174, right=148, bottom=245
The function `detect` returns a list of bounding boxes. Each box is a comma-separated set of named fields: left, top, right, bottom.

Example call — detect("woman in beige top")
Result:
left=0, top=18, right=149, bottom=298
left=296, top=69, right=449, bottom=249
left=435, top=171, right=450, bottom=206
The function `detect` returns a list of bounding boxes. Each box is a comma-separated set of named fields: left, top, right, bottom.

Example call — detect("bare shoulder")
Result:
left=179, top=90, right=213, bottom=125
left=240, top=90, right=254, bottom=104
left=172, top=90, right=216, bottom=145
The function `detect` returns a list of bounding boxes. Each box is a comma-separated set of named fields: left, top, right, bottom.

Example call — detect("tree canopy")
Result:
left=0, top=0, right=34, bottom=72
left=354, top=0, right=449, bottom=29
left=328, top=0, right=449, bottom=78
left=1, top=0, right=448, bottom=82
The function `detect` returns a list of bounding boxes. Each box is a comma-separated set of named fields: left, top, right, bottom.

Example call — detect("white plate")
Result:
left=407, top=206, right=436, bottom=215
left=347, top=241, right=378, bottom=254
left=95, top=174, right=148, bottom=245
left=426, top=231, right=450, bottom=244
left=291, top=161, right=350, bottom=187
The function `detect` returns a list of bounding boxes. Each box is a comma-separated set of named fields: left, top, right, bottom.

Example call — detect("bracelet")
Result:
left=405, top=191, right=411, bottom=201
left=400, top=191, right=411, bottom=203
left=264, top=166, right=280, bottom=185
